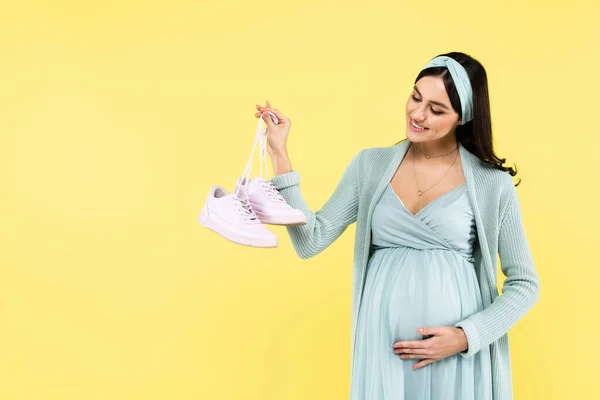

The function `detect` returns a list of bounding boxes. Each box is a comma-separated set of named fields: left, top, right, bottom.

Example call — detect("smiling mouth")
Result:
left=411, top=119, right=429, bottom=131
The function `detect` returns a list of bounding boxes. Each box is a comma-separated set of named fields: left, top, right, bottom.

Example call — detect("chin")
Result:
left=406, top=130, right=433, bottom=143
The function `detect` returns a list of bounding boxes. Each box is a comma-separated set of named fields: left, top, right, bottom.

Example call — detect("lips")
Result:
left=409, top=118, right=429, bottom=132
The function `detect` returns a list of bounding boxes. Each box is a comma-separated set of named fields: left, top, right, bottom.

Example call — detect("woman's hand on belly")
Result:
left=392, top=327, right=468, bottom=369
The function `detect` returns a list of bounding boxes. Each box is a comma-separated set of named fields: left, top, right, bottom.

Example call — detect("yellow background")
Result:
left=1, top=0, right=598, bottom=399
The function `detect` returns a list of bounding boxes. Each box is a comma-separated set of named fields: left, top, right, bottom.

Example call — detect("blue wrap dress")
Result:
left=350, top=183, right=493, bottom=400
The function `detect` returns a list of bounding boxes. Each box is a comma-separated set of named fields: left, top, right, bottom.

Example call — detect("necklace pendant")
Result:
left=425, top=154, right=431, bottom=159
left=417, top=190, right=423, bottom=196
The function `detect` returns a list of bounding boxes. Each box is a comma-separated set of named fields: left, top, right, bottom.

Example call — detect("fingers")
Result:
left=393, top=337, right=435, bottom=360
left=392, top=340, right=427, bottom=349
left=261, top=111, right=277, bottom=130
left=394, top=344, right=428, bottom=352
left=417, top=327, right=443, bottom=336
left=396, top=350, right=432, bottom=358
left=412, top=359, right=435, bottom=369
left=255, top=102, right=287, bottom=122
left=255, top=103, right=270, bottom=113
left=394, top=344, right=432, bottom=357
left=266, top=107, right=285, bottom=120
left=399, top=353, right=431, bottom=359
left=254, top=105, right=274, bottom=123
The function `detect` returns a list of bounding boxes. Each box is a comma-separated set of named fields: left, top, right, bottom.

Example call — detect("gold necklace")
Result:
left=411, top=145, right=460, bottom=213
left=414, top=143, right=457, bottom=159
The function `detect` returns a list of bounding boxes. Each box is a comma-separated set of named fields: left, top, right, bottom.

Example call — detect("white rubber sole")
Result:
left=255, top=212, right=307, bottom=226
left=198, top=209, right=278, bottom=248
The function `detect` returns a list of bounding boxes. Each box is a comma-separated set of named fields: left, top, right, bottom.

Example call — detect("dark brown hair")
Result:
left=406, top=51, right=520, bottom=185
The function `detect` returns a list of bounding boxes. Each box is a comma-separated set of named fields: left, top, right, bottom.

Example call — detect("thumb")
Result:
left=417, top=327, right=442, bottom=336
left=262, top=111, right=275, bottom=129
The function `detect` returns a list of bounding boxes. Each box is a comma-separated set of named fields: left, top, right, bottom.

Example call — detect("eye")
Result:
left=411, top=94, right=421, bottom=102
left=431, top=108, right=444, bottom=115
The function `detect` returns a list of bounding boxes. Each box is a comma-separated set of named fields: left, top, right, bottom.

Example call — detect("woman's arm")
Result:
left=270, top=150, right=363, bottom=259
left=455, top=182, right=541, bottom=357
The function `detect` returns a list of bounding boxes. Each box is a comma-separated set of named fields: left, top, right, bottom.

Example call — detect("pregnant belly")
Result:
left=365, top=247, right=482, bottom=341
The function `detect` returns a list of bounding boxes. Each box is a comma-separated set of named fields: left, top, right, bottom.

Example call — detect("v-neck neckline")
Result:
left=388, top=182, right=466, bottom=217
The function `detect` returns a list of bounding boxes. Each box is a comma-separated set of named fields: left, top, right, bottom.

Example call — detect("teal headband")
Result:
left=422, top=56, right=473, bottom=125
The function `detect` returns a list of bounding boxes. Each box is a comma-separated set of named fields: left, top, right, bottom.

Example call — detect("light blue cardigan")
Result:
left=270, top=139, right=540, bottom=400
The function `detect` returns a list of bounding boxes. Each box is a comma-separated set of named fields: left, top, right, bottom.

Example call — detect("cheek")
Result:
left=430, top=115, right=457, bottom=133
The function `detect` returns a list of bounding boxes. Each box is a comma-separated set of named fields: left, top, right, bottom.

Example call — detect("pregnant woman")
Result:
left=254, top=51, right=540, bottom=400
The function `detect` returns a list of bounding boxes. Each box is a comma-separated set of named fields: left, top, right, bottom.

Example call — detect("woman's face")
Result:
left=405, top=76, right=461, bottom=143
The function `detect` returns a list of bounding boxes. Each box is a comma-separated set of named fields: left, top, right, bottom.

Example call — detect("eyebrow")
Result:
left=413, top=86, right=450, bottom=110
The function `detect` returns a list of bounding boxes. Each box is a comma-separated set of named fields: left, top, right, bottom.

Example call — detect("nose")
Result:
left=411, top=104, right=426, bottom=122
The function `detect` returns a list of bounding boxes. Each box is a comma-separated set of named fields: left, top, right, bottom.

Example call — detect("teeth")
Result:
left=411, top=120, right=426, bottom=130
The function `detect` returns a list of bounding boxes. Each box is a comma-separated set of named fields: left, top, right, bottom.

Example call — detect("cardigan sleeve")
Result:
left=269, top=150, right=362, bottom=259
left=456, top=182, right=540, bottom=357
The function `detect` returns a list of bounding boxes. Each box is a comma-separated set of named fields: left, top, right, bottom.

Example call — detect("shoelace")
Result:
left=259, top=179, right=285, bottom=202
left=235, top=115, right=285, bottom=202
left=233, top=195, right=259, bottom=222
left=235, top=118, right=262, bottom=199
left=258, top=116, right=287, bottom=201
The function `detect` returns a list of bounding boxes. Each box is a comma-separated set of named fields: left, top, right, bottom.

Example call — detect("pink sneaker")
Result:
left=198, top=185, right=278, bottom=248
left=236, top=177, right=307, bottom=226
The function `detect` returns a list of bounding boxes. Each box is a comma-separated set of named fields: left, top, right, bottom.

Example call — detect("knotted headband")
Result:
left=422, top=56, right=473, bottom=125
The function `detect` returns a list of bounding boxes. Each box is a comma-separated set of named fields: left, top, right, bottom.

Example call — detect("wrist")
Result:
left=269, top=150, right=292, bottom=176
left=456, top=327, right=468, bottom=352
left=269, top=147, right=288, bottom=157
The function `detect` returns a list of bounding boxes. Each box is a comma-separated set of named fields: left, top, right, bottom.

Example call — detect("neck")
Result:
left=412, top=134, right=458, bottom=158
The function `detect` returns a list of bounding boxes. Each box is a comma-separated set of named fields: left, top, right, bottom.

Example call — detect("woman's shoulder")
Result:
left=352, top=143, right=402, bottom=165
left=464, top=151, right=519, bottom=213
left=463, top=147, right=515, bottom=189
